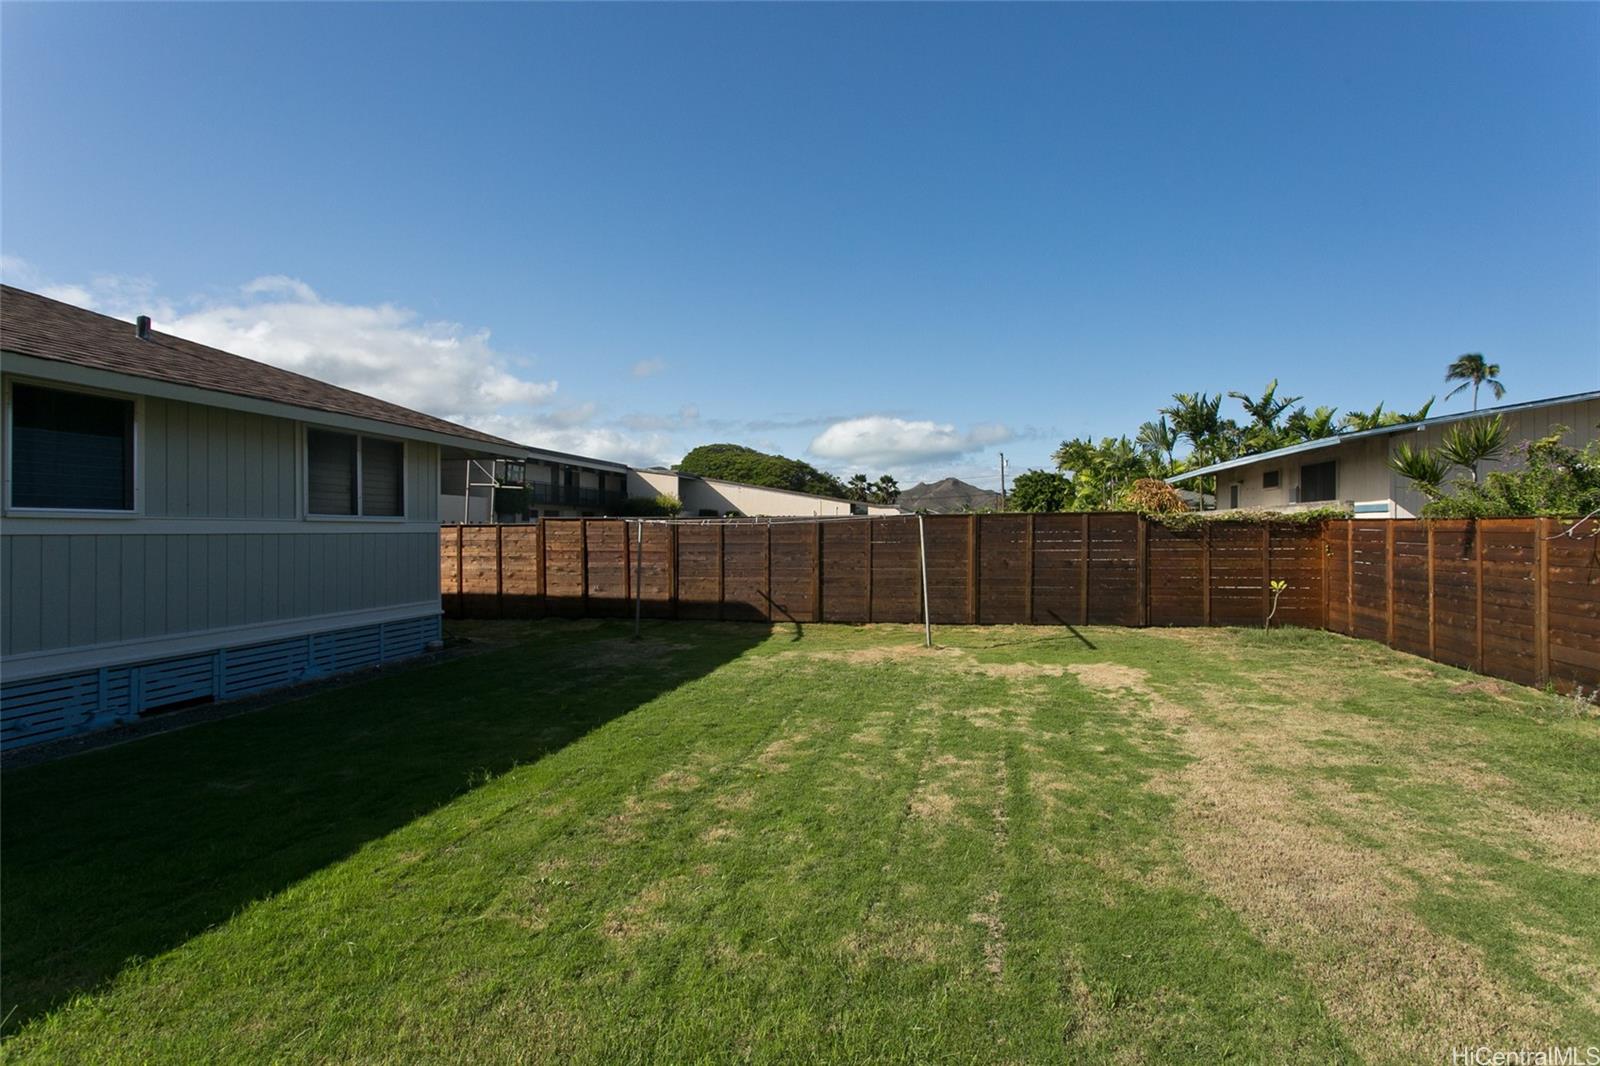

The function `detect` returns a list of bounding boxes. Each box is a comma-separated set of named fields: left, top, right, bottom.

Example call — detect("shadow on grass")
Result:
left=0, top=618, right=769, bottom=1034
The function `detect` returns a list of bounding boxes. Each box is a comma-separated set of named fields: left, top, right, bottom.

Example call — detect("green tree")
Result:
left=1423, top=428, right=1599, bottom=517
left=1283, top=404, right=1339, bottom=442
left=870, top=475, right=900, bottom=506
left=1438, top=414, right=1508, bottom=483
left=1052, top=436, right=1155, bottom=510
left=1386, top=442, right=1451, bottom=498
left=1444, top=354, right=1505, bottom=411
left=677, top=443, right=846, bottom=498
left=1135, top=417, right=1179, bottom=474
left=846, top=474, right=872, bottom=501
left=1008, top=469, right=1072, bottom=512
left=1228, top=379, right=1302, bottom=451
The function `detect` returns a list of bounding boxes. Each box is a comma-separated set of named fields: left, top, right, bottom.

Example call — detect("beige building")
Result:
left=629, top=468, right=902, bottom=518
left=1170, top=391, right=1599, bottom=517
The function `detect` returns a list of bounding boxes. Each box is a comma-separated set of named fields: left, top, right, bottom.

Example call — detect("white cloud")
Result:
left=630, top=357, right=667, bottom=378
left=3, top=260, right=563, bottom=439
left=809, top=416, right=1015, bottom=469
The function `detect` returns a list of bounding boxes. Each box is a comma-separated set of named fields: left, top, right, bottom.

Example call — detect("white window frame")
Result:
left=302, top=425, right=408, bottom=521
left=2, top=375, right=144, bottom=518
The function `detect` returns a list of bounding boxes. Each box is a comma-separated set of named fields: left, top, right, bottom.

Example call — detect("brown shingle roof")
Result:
left=0, top=284, right=524, bottom=452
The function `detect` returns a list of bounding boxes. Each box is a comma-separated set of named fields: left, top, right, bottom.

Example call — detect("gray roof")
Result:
left=1167, top=390, right=1600, bottom=483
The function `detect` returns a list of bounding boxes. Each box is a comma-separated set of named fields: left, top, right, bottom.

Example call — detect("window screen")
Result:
left=361, top=438, right=404, bottom=516
left=10, top=384, right=135, bottom=510
left=1300, top=460, right=1337, bottom=502
left=1263, top=469, right=1280, bottom=489
left=307, top=430, right=357, bottom=515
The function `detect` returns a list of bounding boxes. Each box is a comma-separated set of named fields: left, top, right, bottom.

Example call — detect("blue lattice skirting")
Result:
left=1, top=614, right=442, bottom=750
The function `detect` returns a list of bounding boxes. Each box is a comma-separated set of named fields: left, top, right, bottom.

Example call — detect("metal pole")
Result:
left=633, top=520, right=645, bottom=639
left=918, top=514, right=932, bottom=648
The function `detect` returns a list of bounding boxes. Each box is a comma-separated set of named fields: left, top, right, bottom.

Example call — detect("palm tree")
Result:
left=846, top=474, right=871, bottom=501
left=1283, top=404, right=1338, bottom=442
left=1386, top=442, right=1452, bottom=498
left=871, top=474, right=900, bottom=506
left=1438, top=415, right=1508, bottom=483
left=1135, top=417, right=1179, bottom=474
left=1444, top=354, right=1505, bottom=411
left=1228, top=379, right=1302, bottom=448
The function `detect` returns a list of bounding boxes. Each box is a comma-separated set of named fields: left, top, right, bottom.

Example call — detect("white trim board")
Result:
left=0, top=600, right=442, bottom=682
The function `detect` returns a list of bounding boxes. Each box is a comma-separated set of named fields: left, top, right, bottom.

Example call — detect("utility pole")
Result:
left=999, top=452, right=1008, bottom=511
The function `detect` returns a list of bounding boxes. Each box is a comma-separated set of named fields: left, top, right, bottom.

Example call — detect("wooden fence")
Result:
left=440, top=514, right=1326, bottom=628
left=1325, top=517, right=1598, bottom=692
left=441, top=514, right=1598, bottom=691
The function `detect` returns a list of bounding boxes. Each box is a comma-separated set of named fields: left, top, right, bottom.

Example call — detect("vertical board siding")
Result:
left=3, top=531, right=438, bottom=657
left=439, top=515, right=1599, bottom=692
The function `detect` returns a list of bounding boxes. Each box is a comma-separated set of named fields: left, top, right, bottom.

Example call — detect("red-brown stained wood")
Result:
left=439, top=515, right=1598, bottom=692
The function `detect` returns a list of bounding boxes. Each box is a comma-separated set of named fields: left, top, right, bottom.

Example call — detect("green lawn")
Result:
left=3, top=619, right=1597, bottom=1063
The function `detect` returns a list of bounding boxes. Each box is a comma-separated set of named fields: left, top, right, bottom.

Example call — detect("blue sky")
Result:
left=4, top=2, right=1597, bottom=488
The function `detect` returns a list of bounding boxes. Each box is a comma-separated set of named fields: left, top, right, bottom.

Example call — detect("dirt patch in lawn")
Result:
left=1067, top=662, right=1554, bottom=1061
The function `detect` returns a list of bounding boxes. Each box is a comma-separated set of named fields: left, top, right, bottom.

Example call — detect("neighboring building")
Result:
left=629, top=468, right=902, bottom=517
left=1169, top=391, right=1600, bottom=518
left=1, top=285, right=522, bottom=748
left=440, top=450, right=630, bottom=523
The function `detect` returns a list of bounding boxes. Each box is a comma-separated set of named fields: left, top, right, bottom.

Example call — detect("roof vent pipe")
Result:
left=136, top=315, right=152, bottom=340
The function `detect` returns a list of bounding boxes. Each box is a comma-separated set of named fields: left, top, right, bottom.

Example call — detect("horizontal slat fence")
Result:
left=1322, top=516, right=1598, bottom=692
left=443, top=514, right=1323, bottom=629
left=444, top=514, right=1598, bottom=692
left=443, top=515, right=1597, bottom=690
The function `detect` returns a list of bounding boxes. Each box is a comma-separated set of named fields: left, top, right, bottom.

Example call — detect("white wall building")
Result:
left=1170, top=391, right=1599, bottom=518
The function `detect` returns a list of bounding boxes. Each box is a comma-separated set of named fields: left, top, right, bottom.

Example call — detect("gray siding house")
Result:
left=1168, top=391, right=1600, bottom=517
left=1, top=285, right=520, bottom=747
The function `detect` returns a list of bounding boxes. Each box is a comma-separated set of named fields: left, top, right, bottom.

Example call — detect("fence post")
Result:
left=1318, top=521, right=1328, bottom=632
left=1137, top=515, right=1150, bottom=627
left=967, top=514, right=979, bottom=625
left=455, top=524, right=465, bottom=618
left=1024, top=514, right=1035, bottom=625
left=579, top=519, right=590, bottom=616
left=1079, top=512, right=1090, bottom=625
left=496, top=524, right=505, bottom=618
left=865, top=519, right=874, bottom=623
left=669, top=523, right=679, bottom=620
left=536, top=520, right=547, bottom=616
left=1346, top=520, right=1355, bottom=636
left=1384, top=521, right=1395, bottom=647
left=1534, top=517, right=1550, bottom=686
left=812, top=520, right=823, bottom=623
left=1426, top=521, right=1436, bottom=660
left=1474, top=519, right=1485, bottom=674
left=717, top=523, right=726, bottom=622
left=1201, top=522, right=1212, bottom=627
left=765, top=522, right=774, bottom=623
left=1259, top=524, right=1270, bottom=626
left=622, top=518, right=632, bottom=610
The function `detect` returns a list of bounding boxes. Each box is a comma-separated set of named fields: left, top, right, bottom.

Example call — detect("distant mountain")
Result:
left=898, top=477, right=1002, bottom=514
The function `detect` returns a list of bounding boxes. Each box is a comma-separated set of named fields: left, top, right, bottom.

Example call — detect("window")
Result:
left=500, top=461, right=526, bottom=487
left=1229, top=483, right=1240, bottom=510
left=1300, top=460, right=1337, bottom=502
left=8, top=383, right=135, bottom=510
left=1263, top=469, right=1280, bottom=489
left=306, top=429, right=405, bottom=517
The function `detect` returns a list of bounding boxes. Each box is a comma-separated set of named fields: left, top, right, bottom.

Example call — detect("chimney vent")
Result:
left=136, top=315, right=152, bottom=340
